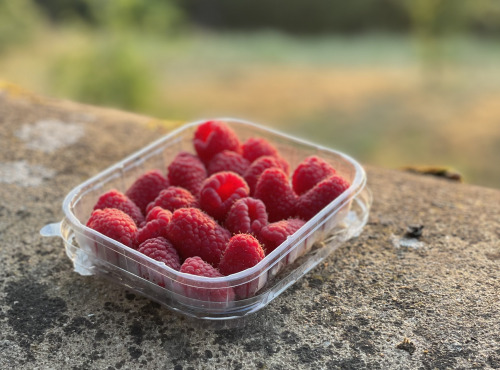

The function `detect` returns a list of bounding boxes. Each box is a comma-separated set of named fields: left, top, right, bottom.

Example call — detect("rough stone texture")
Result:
left=0, top=87, right=499, bottom=370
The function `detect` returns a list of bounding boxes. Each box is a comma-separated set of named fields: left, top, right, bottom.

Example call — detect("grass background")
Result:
left=1, top=1, right=499, bottom=188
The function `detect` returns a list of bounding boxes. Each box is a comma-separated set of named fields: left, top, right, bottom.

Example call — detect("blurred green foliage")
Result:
left=35, top=0, right=184, bottom=34
left=30, top=0, right=500, bottom=36
left=3, top=0, right=500, bottom=111
left=406, top=0, right=468, bottom=36
left=85, top=0, right=184, bottom=34
left=181, top=0, right=500, bottom=36
left=33, top=0, right=93, bottom=24
left=466, top=0, right=500, bottom=34
left=404, top=0, right=468, bottom=67
left=0, top=0, right=44, bottom=53
left=52, top=39, right=155, bottom=112
left=2, top=0, right=498, bottom=113
left=37, top=0, right=184, bottom=112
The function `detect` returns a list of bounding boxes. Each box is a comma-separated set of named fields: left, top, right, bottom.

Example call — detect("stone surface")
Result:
left=0, top=87, right=499, bottom=369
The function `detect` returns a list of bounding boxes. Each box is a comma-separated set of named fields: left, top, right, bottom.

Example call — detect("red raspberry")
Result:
left=125, top=170, right=169, bottom=215
left=244, top=155, right=290, bottom=195
left=166, top=208, right=231, bottom=267
left=254, top=168, right=297, bottom=223
left=259, top=218, right=306, bottom=254
left=136, top=207, right=172, bottom=245
left=219, top=234, right=265, bottom=276
left=242, top=137, right=279, bottom=163
left=167, top=152, right=207, bottom=197
left=199, top=172, right=250, bottom=222
left=93, top=189, right=144, bottom=226
left=297, top=175, right=350, bottom=221
left=146, top=186, right=197, bottom=214
left=219, top=234, right=266, bottom=300
left=179, top=257, right=235, bottom=302
left=193, top=120, right=241, bottom=164
left=145, top=206, right=173, bottom=223
left=207, top=150, right=250, bottom=176
left=137, top=237, right=181, bottom=270
left=225, top=198, right=268, bottom=236
left=292, top=156, right=337, bottom=196
left=86, top=208, right=137, bottom=248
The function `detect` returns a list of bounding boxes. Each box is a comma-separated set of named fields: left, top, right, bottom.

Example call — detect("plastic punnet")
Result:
left=41, top=119, right=371, bottom=321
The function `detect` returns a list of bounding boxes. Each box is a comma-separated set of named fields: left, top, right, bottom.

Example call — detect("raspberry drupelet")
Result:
left=136, top=207, right=172, bottom=245
left=93, top=189, right=144, bottom=226
left=292, top=155, right=336, bottom=196
left=125, top=170, right=169, bottom=215
left=193, top=120, right=241, bottom=164
left=166, top=208, right=231, bottom=267
left=244, top=155, right=290, bottom=195
left=225, top=197, right=268, bottom=236
left=199, top=172, right=250, bottom=223
left=146, top=186, right=197, bottom=214
left=254, top=168, right=297, bottom=223
left=167, top=152, right=207, bottom=197
left=137, top=237, right=181, bottom=270
left=87, top=208, right=138, bottom=248
left=242, top=137, right=279, bottom=163
left=207, top=150, right=250, bottom=176
left=259, top=218, right=306, bottom=254
left=179, top=257, right=235, bottom=302
left=297, top=175, right=350, bottom=221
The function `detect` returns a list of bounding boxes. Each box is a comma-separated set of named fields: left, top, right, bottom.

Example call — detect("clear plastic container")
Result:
left=41, top=118, right=371, bottom=322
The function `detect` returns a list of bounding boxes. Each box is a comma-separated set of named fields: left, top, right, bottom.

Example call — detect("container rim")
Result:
left=61, top=118, right=366, bottom=284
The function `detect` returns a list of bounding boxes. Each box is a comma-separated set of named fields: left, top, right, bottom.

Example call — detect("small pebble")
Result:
left=405, top=224, right=424, bottom=238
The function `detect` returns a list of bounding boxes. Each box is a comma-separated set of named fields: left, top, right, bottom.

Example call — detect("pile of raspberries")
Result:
left=86, top=120, right=349, bottom=300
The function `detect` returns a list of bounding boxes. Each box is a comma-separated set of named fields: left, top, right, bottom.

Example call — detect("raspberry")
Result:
left=292, top=156, right=337, bottom=196
left=179, top=257, right=235, bottom=302
left=259, top=218, right=306, bottom=254
left=136, top=207, right=172, bottom=245
left=219, top=234, right=265, bottom=276
left=137, top=237, right=181, bottom=270
left=199, top=172, right=250, bottom=222
left=225, top=198, right=268, bottom=236
left=254, top=168, right=297, bottom=223
left=242, top=137, right=279, bottom=163
left=166, top=208, right=231, bottom=267
left=297, top=175, right=350, bottom=221
left=146, top=186, right=197, bottom=214
left=207, top=150, right=250, bottom=176
left=93, top=189, right=144, bottom=226
left=167, top=152, right=207, bottom=197
left=180, top=257, right=221, bottom=277
left=145, top=206, right=173, bottom=223
left=244, top=155, right=290, bottom=195
left=125, top=170, right=169, bottom=215
left=86, top=208, right=137, bottom=248
left=219, top=234, right=265, bottom=298
left=193, top=120, right=241, bottom=164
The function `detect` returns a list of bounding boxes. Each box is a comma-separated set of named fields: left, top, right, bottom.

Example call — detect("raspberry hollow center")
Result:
left=218, top=181, right=240, bottom=201
left=247, top=202, right=260, bottom=220
left=196, top=122, right=213, bottom=142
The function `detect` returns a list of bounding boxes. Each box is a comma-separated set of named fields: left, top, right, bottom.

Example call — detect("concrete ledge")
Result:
left=1, top=90, right=499, bottom=369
